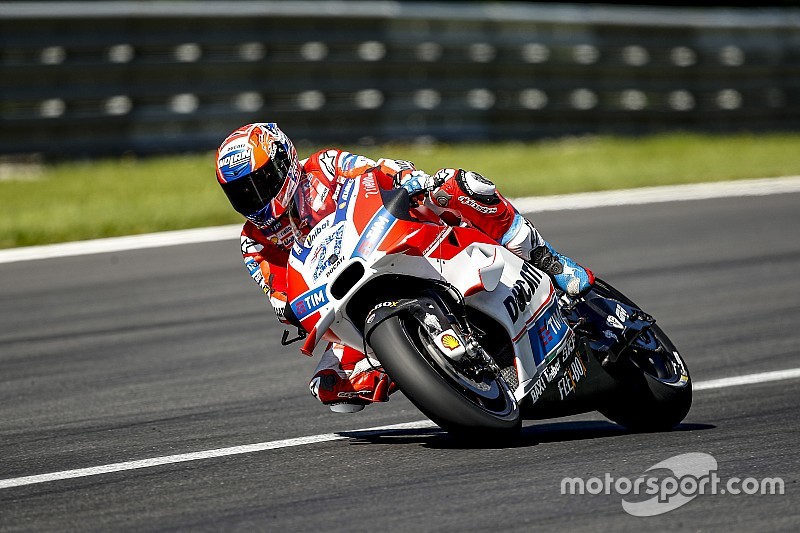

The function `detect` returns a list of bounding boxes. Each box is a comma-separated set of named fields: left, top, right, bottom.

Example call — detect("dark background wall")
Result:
left=2, top=1, right=799, bottom=157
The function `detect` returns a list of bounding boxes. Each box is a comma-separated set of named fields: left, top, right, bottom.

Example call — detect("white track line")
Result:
left=511, top=175, right=800, bottom=213
left=2, top=367, right=800, bottom=490
left=692, top=367, right=800, bottom=391
left=1, top=176, right=799, bottom=265
left=0, top=224, right=243, bottom=265
left=0, top=420, right=438, bottom=490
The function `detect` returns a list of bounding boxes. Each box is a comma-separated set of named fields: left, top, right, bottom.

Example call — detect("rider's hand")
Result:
left=270, top=290, right=304, bottom=329
left=395, top=169, right=441, bottom=197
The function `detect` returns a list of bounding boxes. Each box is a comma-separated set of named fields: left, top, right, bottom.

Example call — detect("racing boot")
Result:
left=504, top=216, right=594, bottom=297
left=531, top=241, right=594, bottom=297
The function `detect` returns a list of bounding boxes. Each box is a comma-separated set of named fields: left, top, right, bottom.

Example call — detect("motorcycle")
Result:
left=284, top=169, right=692, bottom=437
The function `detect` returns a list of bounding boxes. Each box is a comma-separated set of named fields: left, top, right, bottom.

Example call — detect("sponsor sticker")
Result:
left=527, top=302, right=569, bottom=365
left=458, top=195, right=498, bottom=214
left=312, top=226, right=344, bottom=281
left=353, top=208, right=395, bottom=259
left=557, top=355, right=587, bottom=400
left=335, top=179, right=356, bottom=223
left=441, top=334, right=460, bottom=350
left=319, top=150, right=337, bottom=179
left=503, top=262, right=544, bottom=323
left=291, top=285, right=329, bottom=320
left=434, top=329, right=466, bottom=359
left=341, top=153, right=358, bottom=171
left=606, top=315, right=625, bottom=329
left=362, top=173, right=380, bottom=198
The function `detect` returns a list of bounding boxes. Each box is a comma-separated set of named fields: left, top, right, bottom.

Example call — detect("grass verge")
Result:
left=2, top=132, right=799, bottom=249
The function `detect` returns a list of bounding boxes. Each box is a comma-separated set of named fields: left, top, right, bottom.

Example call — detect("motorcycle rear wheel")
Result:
left=592, top=279, right=693, bottom=431
left=369, top=315, right=521, bottom=438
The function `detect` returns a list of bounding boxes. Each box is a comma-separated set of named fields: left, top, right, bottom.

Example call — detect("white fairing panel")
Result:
left=443, top=246, right=573, bottom=400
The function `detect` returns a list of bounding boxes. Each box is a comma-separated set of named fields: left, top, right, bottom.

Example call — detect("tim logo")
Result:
left=540, top=314, right=565, bottom=346
left=291, top=286, right=329, bottom=319
left=528, top=304, right=569, bottom=364
left=354, top=210, right=393, bottom=259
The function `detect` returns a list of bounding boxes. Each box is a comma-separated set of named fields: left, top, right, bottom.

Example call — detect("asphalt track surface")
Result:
left=1, top=193, right=798, bottom=532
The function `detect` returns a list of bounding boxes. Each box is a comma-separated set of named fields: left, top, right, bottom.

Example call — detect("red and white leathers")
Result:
left=240, top=149, right=592, bottom=412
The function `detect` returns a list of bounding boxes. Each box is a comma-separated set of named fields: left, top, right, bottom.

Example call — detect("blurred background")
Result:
left=3, top=0, right=800, bottom=157
left=4, top=6, right=800, bottom=531
left=2, top=0, right=800, bottom=248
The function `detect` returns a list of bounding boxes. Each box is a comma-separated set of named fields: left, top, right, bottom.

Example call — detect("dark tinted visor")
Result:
left=220, top=144, right=290, bottom=215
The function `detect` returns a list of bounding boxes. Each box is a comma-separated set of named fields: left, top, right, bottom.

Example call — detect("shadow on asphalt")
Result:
left=339, top=421, right=715, bottom=450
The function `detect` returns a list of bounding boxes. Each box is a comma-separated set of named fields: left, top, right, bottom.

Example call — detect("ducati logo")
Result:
left=503, top=262, right=544, bottom=323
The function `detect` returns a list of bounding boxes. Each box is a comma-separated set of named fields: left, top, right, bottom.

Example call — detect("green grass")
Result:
left=2, top=132, right=799, bottom=249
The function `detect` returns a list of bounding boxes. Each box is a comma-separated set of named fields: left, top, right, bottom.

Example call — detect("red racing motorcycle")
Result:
left=285, top=170, right=692, bottom=437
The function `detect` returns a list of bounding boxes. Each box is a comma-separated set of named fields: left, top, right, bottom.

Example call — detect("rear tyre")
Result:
left=369, top=315, right=521, bottom=438
left=591, top=279, right=692, bottom=431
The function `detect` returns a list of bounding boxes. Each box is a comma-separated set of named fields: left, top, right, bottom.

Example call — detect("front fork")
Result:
left=364, top=289, right=502, bottom=381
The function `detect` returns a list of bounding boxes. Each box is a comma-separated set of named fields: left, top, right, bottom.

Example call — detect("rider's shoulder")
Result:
left=303, top=148, right=343, bottom=170
left=300, top=148, right=343, bottom=183
left=304, top=148, right=380, bottom=181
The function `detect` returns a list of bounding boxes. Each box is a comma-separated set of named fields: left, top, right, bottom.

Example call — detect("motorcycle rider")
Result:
left=215, top=123, right=594, bottom=412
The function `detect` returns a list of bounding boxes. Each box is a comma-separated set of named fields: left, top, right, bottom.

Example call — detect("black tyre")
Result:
left=369, top=315, right=521, bottom=437
left=592, top=279, right=693, bottom=431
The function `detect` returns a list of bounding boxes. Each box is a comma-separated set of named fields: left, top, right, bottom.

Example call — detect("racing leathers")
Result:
left=240, top=149, right=594, bottom=412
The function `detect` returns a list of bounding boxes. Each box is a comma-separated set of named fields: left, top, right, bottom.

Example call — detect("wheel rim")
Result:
left=406, top=320, right=516, bottom=417
left=629, top=328, right=689, bottom=387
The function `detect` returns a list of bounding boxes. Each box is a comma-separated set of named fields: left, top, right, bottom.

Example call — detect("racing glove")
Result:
left=394, top=169, right=443, bottom=197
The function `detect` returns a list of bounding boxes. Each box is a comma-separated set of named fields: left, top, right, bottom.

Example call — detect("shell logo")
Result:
left=440, top=334, right=460, bottom=350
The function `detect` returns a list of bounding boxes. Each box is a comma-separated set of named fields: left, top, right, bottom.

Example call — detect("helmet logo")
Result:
left=217, top=149, right=251, bottom=170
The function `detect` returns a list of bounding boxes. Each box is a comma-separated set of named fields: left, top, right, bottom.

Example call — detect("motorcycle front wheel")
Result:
left=368, top=315, right=521, bottom=438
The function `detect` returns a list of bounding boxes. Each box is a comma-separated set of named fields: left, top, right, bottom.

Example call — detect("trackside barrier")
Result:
left=1, top=1, right=799, bottom=156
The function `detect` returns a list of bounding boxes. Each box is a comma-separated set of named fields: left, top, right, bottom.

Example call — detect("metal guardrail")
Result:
left=2, top=1, right=800, bottom=157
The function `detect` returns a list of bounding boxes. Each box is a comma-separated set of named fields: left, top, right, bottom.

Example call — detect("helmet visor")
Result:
left=220, top=144, right=290, bottom=216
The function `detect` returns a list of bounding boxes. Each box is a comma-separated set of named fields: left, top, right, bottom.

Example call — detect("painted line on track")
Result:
left=2, top=367, right=800, bottom=490
left=1, top=175, right=799, bottom=265
left=0, top=224, right=243, bottom=265
left=511, top=175, right=800, bottom=213
left=692, top=367, right=800, bottom=391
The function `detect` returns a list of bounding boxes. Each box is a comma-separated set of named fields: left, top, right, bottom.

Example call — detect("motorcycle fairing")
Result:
left=286, top=171, right=576, bottom=403
left=440, top=245, right=574, bottom=401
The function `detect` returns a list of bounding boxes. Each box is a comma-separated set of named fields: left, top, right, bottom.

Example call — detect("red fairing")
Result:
left=427, top=226, right=497, bottom=260
left=381, top=224, right=443, bottom=257
left=301, top=326, right=318, bottom=357
left=585, top=266, right=596, bottom=286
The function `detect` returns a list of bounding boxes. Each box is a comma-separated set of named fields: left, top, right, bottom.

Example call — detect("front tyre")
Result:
left=369, top=315, right=521, bottom=438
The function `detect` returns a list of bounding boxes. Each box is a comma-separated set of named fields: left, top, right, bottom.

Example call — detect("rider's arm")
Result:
left=240, top=223, right=297, bottom=325
left=425, top=168, right=594, bottom=296
left=423, top=168, right=521, bottom=244
left=307, top=149, right=416, bottom=185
